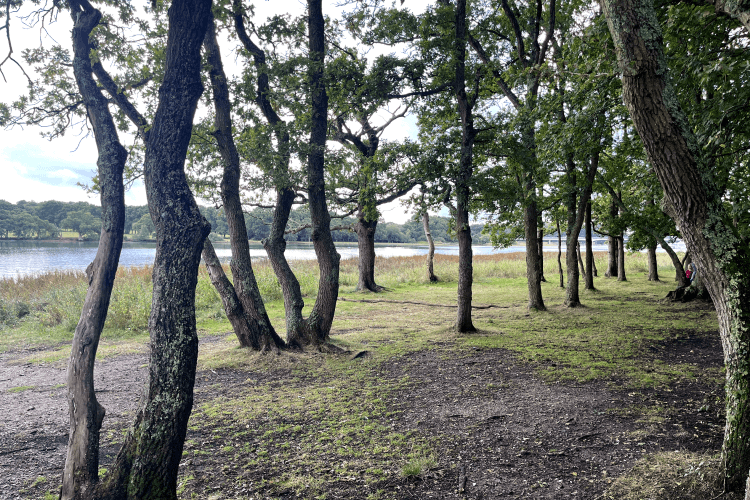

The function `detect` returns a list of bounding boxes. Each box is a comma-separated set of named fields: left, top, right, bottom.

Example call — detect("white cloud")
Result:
left=47, top=168, right=81, bottom=181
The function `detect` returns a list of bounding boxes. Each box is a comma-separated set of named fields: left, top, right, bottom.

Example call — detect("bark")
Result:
left=556, top=219, right=564, bottom=288
left=62, top=3, right=127, bottom=498
left=90, top=0, right=212, bottom=497
left=423, top=212, right=438, bottom=282
left=617, top=231, right=627, bottom=282
left=355, top=216, right=383, bottom=292
left=605, top=197, right=619, bottom=277
left=537, top=217, right=546, bottom=282
left=234, top=1, right=337, bottom=349
left=585, top=201, right=595, bottom=289
left=203, top=16, right=283, bottom=351
left=289, top=0, right=341, bottom=348
left=648, top=243, right=659, bottom=281
left=602, top=0, right=750, bottom=491
left=454, top=0, right=476, bottom=332
left=564, top=152, right=599, bottom=307
left=577, top=242, right=586, bottom=279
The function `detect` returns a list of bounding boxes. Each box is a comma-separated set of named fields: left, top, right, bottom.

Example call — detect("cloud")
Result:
left=47, top=168, right=81, bottom=181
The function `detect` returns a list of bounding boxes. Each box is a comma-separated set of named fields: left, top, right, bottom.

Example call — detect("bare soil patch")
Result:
left=0, top=324, right=727, bottom=500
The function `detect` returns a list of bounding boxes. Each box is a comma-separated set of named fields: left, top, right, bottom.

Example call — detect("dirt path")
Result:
left=0, top=328, right=727, bottom=500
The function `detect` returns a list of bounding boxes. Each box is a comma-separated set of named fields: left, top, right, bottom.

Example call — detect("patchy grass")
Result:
left=7, top=385, right=35, bottom=393
left=603, top=452, right=734, bottom=499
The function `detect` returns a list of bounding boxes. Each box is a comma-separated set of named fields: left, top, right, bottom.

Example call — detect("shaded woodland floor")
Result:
left=0, top=275, right=734, bottom=500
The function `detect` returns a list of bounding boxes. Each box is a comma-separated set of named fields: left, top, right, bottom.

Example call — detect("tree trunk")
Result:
left=647, top=243, right=659, bottom=281
left=203, top=16, right=283, bottom=351
left=525, top=187, right=545, bottom=310
left=90, top=1, right=212, bottom=497
left=454, top=0, right=476, bottom=332
left=355, top=214, right=383, bottom=292
left=537, top=215, right=546, bottom=282
left=556, top=219, right=564, bottom=288
left=603, top=0, right=750, bottom=490
left=291, top=0, right=341, bottom=349
left=423, top=212, right=438, bottom=282
left=605, top=197, right=619, bottom=277
left=577, top=241, right=586, bottom=279
left=617, top=231, right=627, bottom=282
left=585, top=200, right=595, bottom=289
left=62, top=4, right=127, bottom=497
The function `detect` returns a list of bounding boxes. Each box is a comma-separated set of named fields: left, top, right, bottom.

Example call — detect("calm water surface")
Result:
left=0, top=238, right=656, bottom=279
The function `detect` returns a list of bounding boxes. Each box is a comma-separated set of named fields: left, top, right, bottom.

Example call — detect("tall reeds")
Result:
left=0, top=250, right=681, bottom=335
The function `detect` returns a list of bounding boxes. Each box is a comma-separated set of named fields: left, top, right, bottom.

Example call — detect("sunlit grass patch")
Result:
left=603, top=452, right=735, bottom=500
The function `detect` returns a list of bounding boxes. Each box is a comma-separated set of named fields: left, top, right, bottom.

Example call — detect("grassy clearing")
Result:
left=2, top=249, right=722, bottom=498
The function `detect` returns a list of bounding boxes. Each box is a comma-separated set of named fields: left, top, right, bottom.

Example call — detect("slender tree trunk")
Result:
left=204, top=16, right=283, bottom=351
left=537, top=215, right=546, bottom=282
left=648, top=243, right=659, bottom=281
left=355, top=214, right=383, bottom=292
left=556, top=219, right=564, bottom=287
left=423, top=212, right=438, bottom=282
left=577, top=241, right=586, bottom=279
left=295, top=0, right=341, bottom=348
left=603, top=0, right=750, bottom=490
left=617, top=231, right=627, bottom=282
left=90, top=1, right=212, bottom=497
left=585, top=200, right=595, bottom=289
left=605, top=197, right=619, bottom=277
left=455, top=0, right=476, bottom=332
left=62, top=4, right=127, bottom=497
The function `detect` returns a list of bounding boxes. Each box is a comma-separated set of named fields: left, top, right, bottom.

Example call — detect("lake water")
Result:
left=0, top=238, right=677, bottom=279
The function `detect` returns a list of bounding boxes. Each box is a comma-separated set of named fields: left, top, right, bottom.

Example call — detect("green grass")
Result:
left=7, top=385, right=35, bottom=393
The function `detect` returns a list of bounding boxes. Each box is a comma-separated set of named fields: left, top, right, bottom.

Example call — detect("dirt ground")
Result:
left=0, top=315, right=727, bottom=499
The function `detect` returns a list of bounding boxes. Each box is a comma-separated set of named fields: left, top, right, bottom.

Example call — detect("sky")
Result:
left=0, top=1, right=429, bottom=224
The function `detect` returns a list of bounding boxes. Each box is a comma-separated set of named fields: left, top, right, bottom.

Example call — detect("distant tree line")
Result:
left=0, top=200, right=491, bottom=245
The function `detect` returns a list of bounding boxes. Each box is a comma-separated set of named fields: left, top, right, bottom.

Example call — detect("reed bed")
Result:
left=0, top=249, right=684, bottom=338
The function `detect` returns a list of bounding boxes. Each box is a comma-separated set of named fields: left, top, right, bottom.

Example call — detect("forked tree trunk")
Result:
left=355, top=215, right=383, bottom=292
left=423, top=212, right=438, bottom=282
left=603, top=0, right=750, bottom=490
left=62, top=4, right=127, bottom=497
left=291, top=0, right=341, bottom=348
left=585, top=200, right=595, bottom=289
left=90, top=1, right=212, bottom=497
left=455, top=0, right=476, bottom=332
left=234, top=2, right=338, bottom=349
left=203, top=16, right=284, bottom=351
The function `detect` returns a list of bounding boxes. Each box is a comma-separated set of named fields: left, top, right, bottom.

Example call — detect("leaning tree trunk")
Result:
left=454, top=0, right=477, bottom=332
left=577, top=242, right=586, bottom=279
left=355, top=214, right=383, bottom=292
left=423, top=212, right=438, bottom=282
left=203, top=15, right=283, bottom=351
left=602, top=0, right=750, bottom=491
left=585, top=200, right=595, bottom=289
left=90, top=0, right=212, bottom=497
left=62, top=4, right=127, bottom=497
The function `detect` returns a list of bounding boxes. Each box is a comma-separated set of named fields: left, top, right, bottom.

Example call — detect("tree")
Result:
left=61, top=209, right=101, bottom=238
left=131, top=213, right=155, bottom=240
left=602, top=0, right=750, bottom=492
